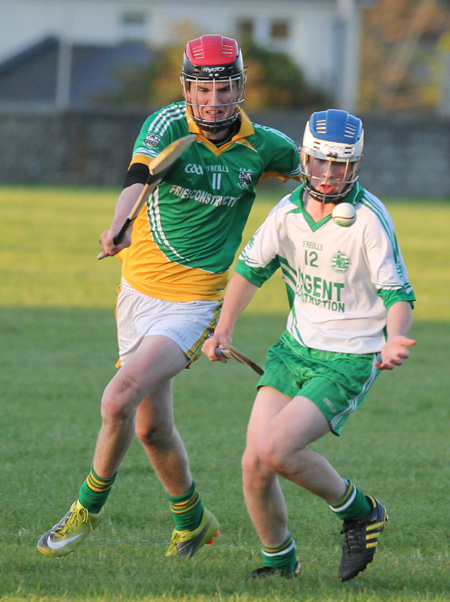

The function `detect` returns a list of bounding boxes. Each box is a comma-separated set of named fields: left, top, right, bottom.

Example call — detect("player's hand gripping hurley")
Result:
left=215, top=342, right=264, bottom=376
left=97, top=134, right=196, bottom=260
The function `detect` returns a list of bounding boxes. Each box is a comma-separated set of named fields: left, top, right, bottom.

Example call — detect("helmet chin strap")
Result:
left=200, top=118, right=240, bottom=145
left=305, top=182, right=356, bottom=204
left=195, top=110, right=241, bottom=134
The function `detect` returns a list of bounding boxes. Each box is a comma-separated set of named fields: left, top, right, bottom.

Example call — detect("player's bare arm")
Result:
left=202, top=273, right=258, bottom=361
left=99, top=183, right=145, bottom=256
left=375, top=301, right=416, bottom=370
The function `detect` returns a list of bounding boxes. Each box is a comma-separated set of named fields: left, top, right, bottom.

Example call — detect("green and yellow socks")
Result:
left=78, top=471, right=204, bottom=532
left=261, top=533, right=298, bottom=575
left=329, top=479, right=372, bottom=520
left=78, top=466, right=116, bottom=514
left=167, top=481, right=204, bottom=531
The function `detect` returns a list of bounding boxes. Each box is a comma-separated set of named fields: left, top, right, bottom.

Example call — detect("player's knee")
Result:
left=101, top=374, right=142, bottom=423
left=101, top=385, right=136, bottom=424
left=242, top=448, right=272, bottom=487
left=258, top=437, right=291, bottom=475
left=241, top=448, right=257, bottom=476
left=135, top=420, right=173, bottom=447
left=100, top=393, right=131, bottom=424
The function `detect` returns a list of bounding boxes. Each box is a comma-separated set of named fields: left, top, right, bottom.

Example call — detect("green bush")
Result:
left=103, top=39, right=327, bottom=110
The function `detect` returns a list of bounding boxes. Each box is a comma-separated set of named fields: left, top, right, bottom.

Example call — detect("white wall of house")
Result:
left=0, top=0, right=367, bottom=111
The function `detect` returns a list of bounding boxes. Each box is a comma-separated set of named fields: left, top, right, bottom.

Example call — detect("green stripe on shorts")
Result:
left=257, top=331, right=380, bottom=435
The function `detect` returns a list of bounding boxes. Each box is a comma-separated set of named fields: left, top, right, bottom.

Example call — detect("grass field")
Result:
left=0, top=186, right=449, bottom=602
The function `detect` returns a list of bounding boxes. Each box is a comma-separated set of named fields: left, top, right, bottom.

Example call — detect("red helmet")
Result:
left=181, top=35, right=246, bottom=132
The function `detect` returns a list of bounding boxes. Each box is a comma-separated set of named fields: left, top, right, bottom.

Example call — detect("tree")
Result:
left=360, top=0, right=450, bottom=111
left=240, top=41, right=327, bottom=110
left=102, top=36, right=327, bottom=110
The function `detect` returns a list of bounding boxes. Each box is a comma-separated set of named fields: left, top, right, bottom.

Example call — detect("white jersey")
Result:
left=236, top=183, right=415, bottom=354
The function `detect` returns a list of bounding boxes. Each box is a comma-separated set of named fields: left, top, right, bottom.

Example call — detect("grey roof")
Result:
left=0, top=36, right=154, bottom=107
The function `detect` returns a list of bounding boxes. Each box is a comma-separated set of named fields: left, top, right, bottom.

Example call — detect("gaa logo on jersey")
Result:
left=144, top=133, right=161, bottom=147
left=238, top=169, right=253, bottom=189
left=185, top=163, right=204, bottom=175
left=330, top=250, right=351, bottom=273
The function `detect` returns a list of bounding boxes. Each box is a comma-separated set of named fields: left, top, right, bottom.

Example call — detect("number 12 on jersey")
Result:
left=305, top=250, right=319, bottom=267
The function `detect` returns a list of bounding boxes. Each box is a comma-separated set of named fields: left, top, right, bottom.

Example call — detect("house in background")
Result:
left=0, top=36, right=154, bottom=108
left=0, top=0, right=372, bottom=111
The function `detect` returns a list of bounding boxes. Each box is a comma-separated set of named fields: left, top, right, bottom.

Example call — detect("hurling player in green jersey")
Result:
left=204, top=109, right=416, bottom=582
left=37, top=35, right=300, bottom=561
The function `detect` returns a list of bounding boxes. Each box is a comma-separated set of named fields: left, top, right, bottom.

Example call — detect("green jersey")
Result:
left=119, top=102, right=300, bottom=301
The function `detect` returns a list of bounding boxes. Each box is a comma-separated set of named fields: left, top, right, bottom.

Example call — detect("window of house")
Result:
left=271, top=20, right=289, bottom=40
left=237, top=19, right=254, bottom=40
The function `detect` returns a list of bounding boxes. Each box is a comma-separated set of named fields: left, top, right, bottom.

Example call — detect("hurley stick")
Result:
left=97, top=134, right=196, bottom=259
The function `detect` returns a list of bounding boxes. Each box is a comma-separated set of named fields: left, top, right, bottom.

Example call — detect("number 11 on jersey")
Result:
left=212, top=173, right=222, bottom=189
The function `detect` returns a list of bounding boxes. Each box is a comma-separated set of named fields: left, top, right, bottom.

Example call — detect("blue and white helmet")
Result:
left=300, top=109, right=364, bottom=203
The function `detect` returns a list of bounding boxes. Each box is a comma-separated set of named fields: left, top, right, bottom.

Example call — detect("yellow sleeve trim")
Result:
left=129, top=153, right=154, bottom=168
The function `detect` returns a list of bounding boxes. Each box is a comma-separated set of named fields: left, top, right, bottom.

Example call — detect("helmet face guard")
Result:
left=300, top=109, right=364, bottom=203
left=181, top=35, right=246, bottom=133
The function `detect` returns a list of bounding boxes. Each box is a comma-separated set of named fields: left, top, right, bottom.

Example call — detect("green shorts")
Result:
left=257, top=331, right=380, bottom=435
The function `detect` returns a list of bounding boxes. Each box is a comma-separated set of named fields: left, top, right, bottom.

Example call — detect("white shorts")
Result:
left=116, top=279, right=221, bottom=365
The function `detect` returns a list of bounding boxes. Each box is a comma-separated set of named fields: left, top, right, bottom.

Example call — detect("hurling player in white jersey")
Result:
left=37, top=35, right=300, bottom=561
left=204, top=109, right=416, bottom=582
